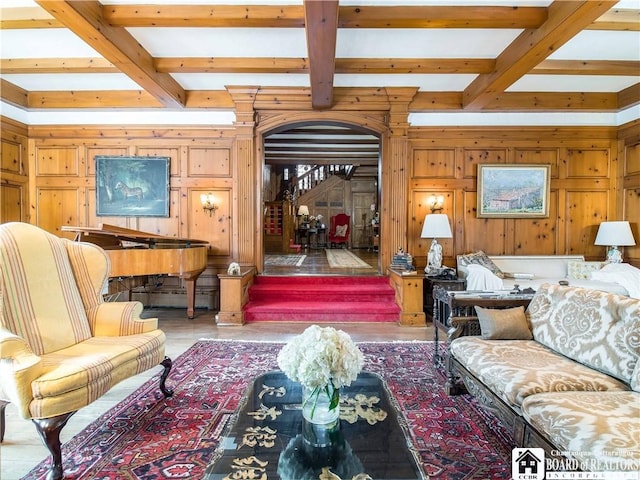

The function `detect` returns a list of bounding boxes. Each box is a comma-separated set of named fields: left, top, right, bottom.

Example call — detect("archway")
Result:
left=255, top=112, right=389, bottom=275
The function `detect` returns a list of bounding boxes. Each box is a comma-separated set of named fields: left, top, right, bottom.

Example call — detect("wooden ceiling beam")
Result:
left=485, top=92, right=618, bottom=111
left=589, top=8, right=640, bottom=31
left=103, top=4, right=305, bottom=27
left=304, top=0, right=339, bottom=110
left=27, top=90, right=163, bottom=109
left=8, top=57, right=636, bottom=77
left=338, top=5, right=547, bottom=28
left=35, top=0, right=186, bottom=108
left=0, top=58, right=118, bottom=74
left=98, top=4, right=548, bottom=29
left=618, top=83, right=640, bottom=109
left=1, top=79, right=29, bottom=108
left=533, top=59, right=640, bottom=76
left=462, top=0, right=618, bottom=111
left=0, top=7, right=62, bottom=29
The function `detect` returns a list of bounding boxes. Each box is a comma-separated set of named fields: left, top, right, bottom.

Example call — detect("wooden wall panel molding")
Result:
left=1, top=183, right=25, bottom=223
left=136, top=147, right=181, bottom=177
left=35, top=146, right=79, bottom=176
left=1, top=138, right=24, bottom=175
left=462, top=148, right=507, bottom=178
left=564, top=148, right=610, bottom=178
left=187, top=147, right=231, bottom=177
left=565, top=190, right=609, bottom=259
left=512, top=190, right=558, bottom=254
left=412, top=149, right=456, bottom=178
left=410, top=189, right=456, bottom=267
left=86, top=146, right=131, bottom=176
left=36, top=187, right=79, bottom=234
left=27, top=125, right=236, bottom=139
left=189, top=188, right=232, bottom=256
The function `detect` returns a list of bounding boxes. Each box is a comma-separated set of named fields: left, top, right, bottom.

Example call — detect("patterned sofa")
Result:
left=447, top=284, right=640, bottom=470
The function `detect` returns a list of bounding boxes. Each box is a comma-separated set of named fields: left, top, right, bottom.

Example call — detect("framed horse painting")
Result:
left=95, top=156, right=170, bottom=217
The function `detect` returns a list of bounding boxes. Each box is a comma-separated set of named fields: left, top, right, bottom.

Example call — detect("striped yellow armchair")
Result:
left=0, top=222, right=172, bottom=480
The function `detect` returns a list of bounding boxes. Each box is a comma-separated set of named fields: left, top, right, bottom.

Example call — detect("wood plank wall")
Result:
left=408, top=123, right=640, bottom=268
left=1, top=114, right=638, bottom=312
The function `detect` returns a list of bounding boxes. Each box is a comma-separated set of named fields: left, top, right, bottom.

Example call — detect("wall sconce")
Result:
left=427, top=195, right=444, bottom=213
left=200, top=193, right=218, bottom=217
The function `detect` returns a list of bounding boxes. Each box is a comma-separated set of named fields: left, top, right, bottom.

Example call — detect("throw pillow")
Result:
left=458, top=250, right=504, bottom=278
left=475, top=305, right=533, bottom=340
left=567, top=261, right=605, bottom=280
left=335, top=224, right=348, bottom=237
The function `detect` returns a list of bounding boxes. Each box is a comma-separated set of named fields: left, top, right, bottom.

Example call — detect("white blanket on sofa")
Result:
left=590, top=263, right=640, bottom=299
left=466, top=264, right=504, bottom=291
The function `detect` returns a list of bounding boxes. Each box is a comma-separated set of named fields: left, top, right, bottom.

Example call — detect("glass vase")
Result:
left=301, top=384, right=340, bottom=426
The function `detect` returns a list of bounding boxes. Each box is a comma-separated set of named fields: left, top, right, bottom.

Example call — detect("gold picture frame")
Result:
left=477, top=164, right=550, bottom=218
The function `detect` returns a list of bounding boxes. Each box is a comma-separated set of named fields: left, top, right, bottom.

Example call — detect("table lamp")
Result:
left=421, top=214, right=453, bottom=274
left=297, top=205, right=309, bottom=224
left=594, top=221, right=636, bottom=263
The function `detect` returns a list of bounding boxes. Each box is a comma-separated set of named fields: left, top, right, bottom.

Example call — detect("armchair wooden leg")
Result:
left=32, top=412, right=75, bottom=480
left=160, top=356, right=174, bottom=398
left=0, top=400, right=8, bottom=442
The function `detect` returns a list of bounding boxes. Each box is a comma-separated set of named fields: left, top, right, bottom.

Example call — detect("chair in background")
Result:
left=328, top=213, right=351, bottom=248
left=0, top=222, right=172, bottom=480
left=289, top=238, right=302, bottom=253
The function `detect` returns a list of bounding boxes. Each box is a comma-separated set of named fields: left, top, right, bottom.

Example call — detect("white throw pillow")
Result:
left=335, top=224, right=348, bottom=237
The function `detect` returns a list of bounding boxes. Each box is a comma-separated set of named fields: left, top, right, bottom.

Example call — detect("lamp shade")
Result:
left=297, top=205, right=309, bottom=216
left=421, top=214, right=453, bottom=239
left=594, top=221, right=636, bottom=246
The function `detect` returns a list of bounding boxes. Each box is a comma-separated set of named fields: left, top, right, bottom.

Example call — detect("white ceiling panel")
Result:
left=0, top=29, right=102, bottom=58
left=508, top=75, right=639, bottom=92
left=336, top=29, right=521, bottom=58
left=334, top=73, right=477, bottom=90
left=171, top=73, right=310, bottom=89
left=128, top=28, right=308, bottom=57
left=2, top=73, right=143, bottom=90
left=548, top=31, right=640, bottom=61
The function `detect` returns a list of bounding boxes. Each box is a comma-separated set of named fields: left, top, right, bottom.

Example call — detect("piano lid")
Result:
left=62, top=224, right=209, bottom=249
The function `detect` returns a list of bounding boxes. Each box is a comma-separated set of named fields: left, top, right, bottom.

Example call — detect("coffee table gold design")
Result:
left=240, top=426, right=277, bottom=449
left=205, top=371, right=425, bottom=480
left=247, top=404, right=282, bottom=421
left=258, top=384, right=286, bottom=399
left=340, top=394, right=387, bottom=425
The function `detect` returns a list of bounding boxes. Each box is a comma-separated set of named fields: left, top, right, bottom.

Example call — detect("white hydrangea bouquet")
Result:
left=277, top=325, right=364, bottom=420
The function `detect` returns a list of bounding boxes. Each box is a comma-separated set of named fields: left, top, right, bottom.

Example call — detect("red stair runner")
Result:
left=243, top=275, right=400, bottom=323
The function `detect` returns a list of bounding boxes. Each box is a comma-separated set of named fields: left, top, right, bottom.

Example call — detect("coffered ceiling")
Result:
left=0, top=0, right=639, bottom=126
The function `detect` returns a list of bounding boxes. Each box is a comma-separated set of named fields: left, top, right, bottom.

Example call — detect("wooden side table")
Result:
left=423, top=277, right=466, bottom=322
left=432, top=286, right=535, bottom=370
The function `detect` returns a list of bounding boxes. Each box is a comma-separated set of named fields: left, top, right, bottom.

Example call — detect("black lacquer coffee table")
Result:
left=203, top=371, right=425, bottom=480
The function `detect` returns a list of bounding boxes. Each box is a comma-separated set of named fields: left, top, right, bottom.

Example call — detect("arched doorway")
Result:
left=256, top=114, right=387, bottom=275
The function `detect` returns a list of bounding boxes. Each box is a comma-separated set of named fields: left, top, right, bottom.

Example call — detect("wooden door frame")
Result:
left=254, top=111, right=388, bottom=274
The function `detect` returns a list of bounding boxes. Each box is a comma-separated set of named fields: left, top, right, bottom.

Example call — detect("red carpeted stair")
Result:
left=243, top=275, right=401, bottom=322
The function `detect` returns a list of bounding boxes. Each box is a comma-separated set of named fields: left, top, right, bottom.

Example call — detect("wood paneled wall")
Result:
left=408, top=124, right=639, bottom=268
left=1, top=113, right=638, bottom=313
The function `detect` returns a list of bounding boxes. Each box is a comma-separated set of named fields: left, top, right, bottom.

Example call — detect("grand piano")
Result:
left=62, top=224, right=209, bottom=319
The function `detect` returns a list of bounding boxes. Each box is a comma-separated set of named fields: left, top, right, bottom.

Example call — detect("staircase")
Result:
left=243, top=276, right=401, bottom=323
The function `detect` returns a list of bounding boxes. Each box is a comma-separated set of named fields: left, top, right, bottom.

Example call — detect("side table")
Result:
left=424, top=276, right=466, bottom=322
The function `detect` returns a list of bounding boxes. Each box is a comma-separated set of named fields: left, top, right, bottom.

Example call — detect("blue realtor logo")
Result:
left=512, top=448, right=545, bottom=480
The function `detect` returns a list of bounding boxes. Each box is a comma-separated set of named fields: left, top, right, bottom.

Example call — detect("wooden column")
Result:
left=382, top=88, right=418, bottom=271
left=228, top=87, right=259, bottom=265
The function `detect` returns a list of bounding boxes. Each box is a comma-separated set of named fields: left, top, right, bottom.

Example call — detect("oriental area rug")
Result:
left=325, top=249, right=372, bottom=269
left=23, top=341, right=514, bottom=479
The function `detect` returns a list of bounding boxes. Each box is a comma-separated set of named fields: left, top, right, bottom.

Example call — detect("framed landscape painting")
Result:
left=96, top=156, right=170, bottom=217
left=477, top=164, right=550, bottom=218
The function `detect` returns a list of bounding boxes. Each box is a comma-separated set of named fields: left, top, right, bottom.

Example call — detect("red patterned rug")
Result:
left=23, top=340, right=514, bottom=479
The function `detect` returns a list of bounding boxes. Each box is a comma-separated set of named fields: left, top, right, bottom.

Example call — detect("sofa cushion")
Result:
left=475, top=306, right=532, bottom=340
left=450, top=338, right=630, bottom=411
left=521, top=391, right=640, bottom=469
left=30, top=331, right=165, bottom=418
left=528, top=284, right=640, bottom=387
left=567, top=260, right=604, bottom=280
left=458, top=250, right=504, bottom=278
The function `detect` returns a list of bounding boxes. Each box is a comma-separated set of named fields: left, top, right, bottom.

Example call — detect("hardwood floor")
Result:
left=1, top=304, right=434, bottom=479
left=263, top=247, right=380, bottom=275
